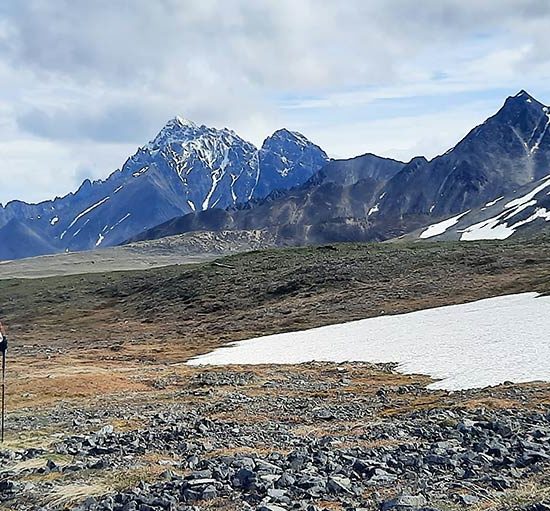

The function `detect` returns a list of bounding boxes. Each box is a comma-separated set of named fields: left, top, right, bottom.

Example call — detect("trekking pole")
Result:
left=1, top=336, right=6, bottom=443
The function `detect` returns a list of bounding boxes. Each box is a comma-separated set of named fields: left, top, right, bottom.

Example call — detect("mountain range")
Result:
left=0, top=119, right=327, bottom=260
left=132, top=90, right=550, bottom=246
left=2, top=90, right=550, bottom=260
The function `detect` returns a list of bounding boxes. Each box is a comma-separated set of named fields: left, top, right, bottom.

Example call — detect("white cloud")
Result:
left=1, top=0, right=550, bottom=202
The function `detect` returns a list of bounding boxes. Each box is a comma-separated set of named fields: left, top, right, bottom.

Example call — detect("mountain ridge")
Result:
left=4, top=90, right=550, bottom=260
left=0, top=119, right=328, bottom=259
left=132, top=90, right=550, bottom=246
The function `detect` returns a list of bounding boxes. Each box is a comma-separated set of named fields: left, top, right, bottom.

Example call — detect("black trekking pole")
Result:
left=1, top=335, right=7, bottom=443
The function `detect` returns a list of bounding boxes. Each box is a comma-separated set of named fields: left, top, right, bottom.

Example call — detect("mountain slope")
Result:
left=0, top=219, right=59, bottom=260
left=373, top=91, right=550, bottom=221
left=134, top=90, right=550, bottom=246
left=129, top=153, right=407, bottom=243
left=409, top=172, right=550, bottom=241
left=0, top=119, right=328, bottom=260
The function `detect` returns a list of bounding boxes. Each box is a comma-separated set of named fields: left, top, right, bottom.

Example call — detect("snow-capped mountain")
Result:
left=3, top=90, right=549, bottom=261
left=253, top=129, right=329, bottom=199
left=0, top=119, right=328, bottom=260
left=131, top=90, right=550, bottom=246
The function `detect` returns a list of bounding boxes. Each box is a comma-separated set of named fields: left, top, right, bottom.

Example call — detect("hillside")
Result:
left=2, top=238, right=550, bottom=510
left=3, top=237, right=550, bottom=356
left=0, top=229, right=276, bottom=279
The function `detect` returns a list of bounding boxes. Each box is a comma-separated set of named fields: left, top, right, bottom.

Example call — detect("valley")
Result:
left=0, top=230, right=275, bottom=279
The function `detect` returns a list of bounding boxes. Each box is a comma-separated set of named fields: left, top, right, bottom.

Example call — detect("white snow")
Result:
left=367, top=204, right=379, bottom=216
left=50, top=216, right=59, bottom=226
left=188, top=293, right=550, bottom=391
left=60, top=196, right=110, bottom=239
left=509, top=207, right=550, bottom=230
left=504, top=175, right=550, bottom=209
left=483, top=196, right=504, bottom=208
left=202, top=147, right=230, bottom=209
left=249, top=152, right=261, bottom=200
left=230, top=174, right=239, bottom=203
left=113, top=185, right=124, bottom=193
left=529, top=112, right=550, bottom=155
left=108, top=213, right=131, bottom=232
left=71, top=218, right=90, bottom=238
left=461, top=175, right=550, bottom=241
left=95, top=233, right=105, bottom=246
left=460, top=214, right=514, bottom=241
left=420, top=210, right=470, bottom=239
left=187, top=200, right=196, bottom=212
left=132, top=166, right=149, bottom=178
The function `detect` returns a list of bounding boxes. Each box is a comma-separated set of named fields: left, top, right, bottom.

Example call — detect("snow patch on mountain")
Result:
left=505, top=175, right=550, bottom=209
left=60, top=196, right=110, bottom=240
left=483, top=196, right=504, bottom=209
left=530, top=111, right=550, bottom=155
left=460, top=175, right=550, bottom=241
left=420, top=211, right=470, bottom=239
left=368, top=204, right=380, bottom=216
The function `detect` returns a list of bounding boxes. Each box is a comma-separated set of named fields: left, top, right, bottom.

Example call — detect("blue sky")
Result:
left=1, top=0, right=550, bottom=203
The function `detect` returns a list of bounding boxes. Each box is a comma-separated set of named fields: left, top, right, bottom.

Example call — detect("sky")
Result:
left=2, top=0, right=550, bottom=204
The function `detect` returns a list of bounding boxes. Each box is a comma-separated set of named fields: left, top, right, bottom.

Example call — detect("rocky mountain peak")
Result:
left=495, top=89, right=546, bottom=121
left=147, top=116, right=204, bottom=150
left=261, top=129, right=319, bottom=153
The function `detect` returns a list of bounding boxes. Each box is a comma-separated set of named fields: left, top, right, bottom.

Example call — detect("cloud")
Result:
left=4, top=1, right=549, bottom=92
left=1, top=0, right=550, bottom=202
left=17, top=104, right=156, bottom=144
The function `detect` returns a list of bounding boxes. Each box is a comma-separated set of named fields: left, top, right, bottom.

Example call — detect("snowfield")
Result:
left=188, top=293, right=550, bottom=391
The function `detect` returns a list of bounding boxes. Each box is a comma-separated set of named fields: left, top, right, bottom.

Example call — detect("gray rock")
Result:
left=381, top=494, right=428, bottom=510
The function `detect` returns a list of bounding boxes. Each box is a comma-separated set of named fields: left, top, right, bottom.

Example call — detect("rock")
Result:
left=313, top=408, right=334, bottom=420
left=201, top=485, right=218, bottom=500
left=460, top=494, right=479, bottom=506
left=381, top=495, right=428, bottom=510
left=258, top=505, right=287, bottom=511
left=368, top=468, right=397, bottom=484
left=255, top=459, right=282, bottom=473
left=327, top=476, right=352, bottom=494
left=189, top=469, right=213, bottom=479
left=186, top=478, right=217, bottom=487
left=275, top=473, right=296, bottom=488
left=490, top=476, right=512, bottom=490
left=267, top=488, right=287, bottom=499
left=98, top=425, right=114, bottom=436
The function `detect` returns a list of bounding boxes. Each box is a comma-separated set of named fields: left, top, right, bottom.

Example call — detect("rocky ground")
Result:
left=1, top=239, right=550, bottom=510
left=1, top=361, right=550, bottom=511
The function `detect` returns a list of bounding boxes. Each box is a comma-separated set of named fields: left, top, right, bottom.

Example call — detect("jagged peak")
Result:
left=514, top=89, right=534, bottom=99
left=173, top=115, right=197, bottom=128
left=269, top=128, right=308, bottom=142
left=146, top=116, right=251, bottom=152
left=502, top=89, right=545, bottom=110
left=261, top=128, right=324, bottom=155
left=408, top=155, right=429, bottom=165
